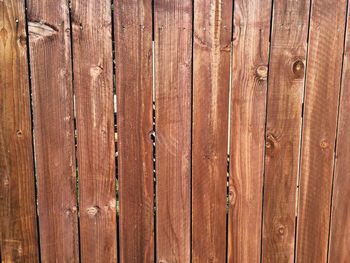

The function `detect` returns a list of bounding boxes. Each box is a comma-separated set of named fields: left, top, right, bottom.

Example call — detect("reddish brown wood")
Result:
left=115, top=0, right=154, bottom=262
left=71, top=1, right=117, bottom=262
left=154, top=0, right=192, bottom=262
left=296, top=0, right=347, bottom=262
left=0, top=1, right=39, bottom=261
left=228, top=0, right=271, bottom=262
left=261, top=0, right=310, bottom=262
left=192, top=0, right=232, bottom=262
left=27, top=0, right=79, bottom=261
left=328, top=3, right=350, bottom=262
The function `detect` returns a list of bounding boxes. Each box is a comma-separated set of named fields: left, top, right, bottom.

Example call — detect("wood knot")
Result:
left=320, top=140, right=329, bottom=149
left=256, top=65, right=268, bottom=80
left=86, top=206, right=100, bottom=216
left=292, top=60, right=304, bottom=78
left=16, top=130, right=23, bottom=137
left=277, top=225, right=286, bottom=236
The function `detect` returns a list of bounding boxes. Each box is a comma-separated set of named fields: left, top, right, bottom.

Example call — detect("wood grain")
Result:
left=192, top=0, right=232, bottom=262
left=261, top=0, right=310, bottom=262
left=27, top=0, right=79, bottom=261
left=228, top=0, right=271, bottom=262
left=115, top=0, right=154, bottom=262
left=154, top=0, right=192, bottom=262
left=0, top=1, right=39, bottom=261
left=328, top=3, right=350, bottom=262
left=71, top=1, right=117, bottom=262
left=296, top=0, right=347, bottom=262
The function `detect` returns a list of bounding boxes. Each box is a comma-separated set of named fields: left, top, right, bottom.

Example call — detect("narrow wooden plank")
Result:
left=228, top=0, right=271, bottom=262
left=27, top=1, right=79, bottom=261
left=0, top=1, right=39, bottom=261
left=296, top=0, right=347, bottom=262
left=154, top=1, right=192, bottom=262
left=192, top=0, right=232, bottom=262
left=115, top=1, right=154, bottom=262
left=328, top=3, right=350, bottom=262
left=71, top=1, right=117, bottom=262
left=261, top=0, right=310, bottom=262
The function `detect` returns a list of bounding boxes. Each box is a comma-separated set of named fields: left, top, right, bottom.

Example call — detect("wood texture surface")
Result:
left=262, top=0, right=310, bottom=262
left=27, top=0, right=79, bottom=261
left=71, top=1, right=117, bottom=262
left=0, top=1, right=39, bottom=261
left=192, top=0, right=232, bottom=262
left=154, top=1, right=192, bottom=262
left=296, top=0, right=347, bottom=262
left=328, top=3, right=350, bottom=262
left=228, top=0, right=271, bottom=262
left=115, top=0, right=154, bottom=262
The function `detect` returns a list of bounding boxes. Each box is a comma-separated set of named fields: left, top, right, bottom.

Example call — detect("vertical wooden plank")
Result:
left=27, top=0, right=79, bottom=261
left=71, top=1, right=117, bottom=262
left=328, top=4, right=350, bottom=262
left=192, top=0, right=232, bottom=262
left=296, top=0, right=347, bottom=262
left=0, top=1, right=39, bottom=261
left=154, top=1, right=192, bottom=262
left=115, top=0, right=154, bottom=262
left=228, top=0, right=271, bottom=262
left=261, top=0, right=310, bottom=262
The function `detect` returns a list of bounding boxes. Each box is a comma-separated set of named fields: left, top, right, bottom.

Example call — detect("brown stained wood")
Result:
left=71, top=1, right=117, bottom=262
left=192, top=0, right=232, bottom=262
left=228, top=0, right=271, bottom=262
left=0, top=1, right=39, bottom=261
left=115, top=1, right=154, bottom=262
left=154, top=1, right=192, bottom=262
left=296, top=0, right=347, bottom=262
left=261, top=0, right=310, bottom=262
left=27, top=1, right=79, bottom=261
left=328, top=3, right=350, bottom=262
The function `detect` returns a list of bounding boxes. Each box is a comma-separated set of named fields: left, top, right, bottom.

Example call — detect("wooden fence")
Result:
left=1, top=0, right=350, bottom=262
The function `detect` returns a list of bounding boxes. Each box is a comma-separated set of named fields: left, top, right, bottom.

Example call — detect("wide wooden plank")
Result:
left=296, top=0, right=347, bottom=262
left=71, top=1, right=117, bottom=262
left=115, top=0, right=154, bottom=262
left=0, top=1, right=39, bottom=261
left=27, top=0, right=79, bottom=261
left=154, top=1, right=192, bottom=262
left=192, top=0, right=232, bottom=262
left=328, top=3, right=350, bottom=262
left=228, top=0, right=271, bottom=262
left=261, top=0, right=310, bottom=262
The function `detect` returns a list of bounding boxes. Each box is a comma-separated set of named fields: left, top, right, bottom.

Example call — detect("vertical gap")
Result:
left=225, top=40, right=233, bottom=263
left=190, top=0, right=195, bottom=261
left=152, top=1, right=156, bottom=262
left=293, top=0, right=313, bottom=261
left=23, top=0, right=41, bottom=260
left=67, top=1, right=81, bottom=262
left=110, top=0, right=120, bottom=262
left=259, top=0, right=275, bottom=262
left=326, top=1, right=349, bottom=261
left=225, top=0, right=235, bottom=257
